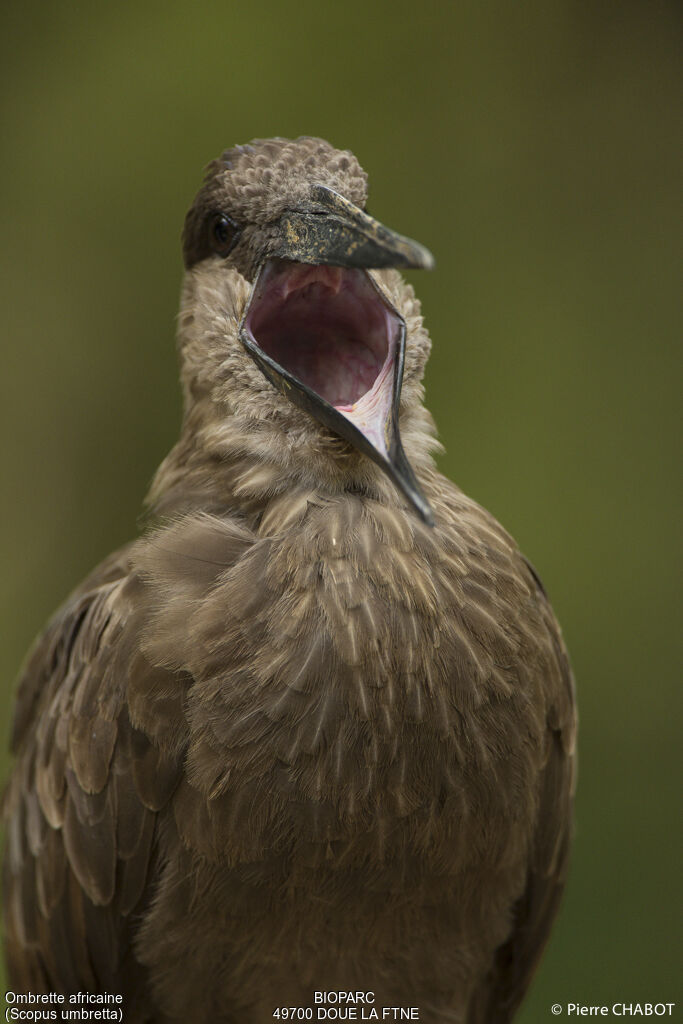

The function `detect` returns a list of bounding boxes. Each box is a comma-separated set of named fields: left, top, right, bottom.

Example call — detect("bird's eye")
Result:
left=210, top=214, right=239, bottom=256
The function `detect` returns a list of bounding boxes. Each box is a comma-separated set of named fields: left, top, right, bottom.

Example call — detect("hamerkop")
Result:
left=3, top=137, right=576, bottom=1023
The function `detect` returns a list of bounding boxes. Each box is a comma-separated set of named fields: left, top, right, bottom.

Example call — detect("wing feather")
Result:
left=2, top=545, right=181, bottom=1006
left=469, top=561, right=577, bottom=1022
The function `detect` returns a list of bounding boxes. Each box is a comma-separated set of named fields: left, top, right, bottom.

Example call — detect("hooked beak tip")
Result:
left=410, top=244, right=436, bottom=272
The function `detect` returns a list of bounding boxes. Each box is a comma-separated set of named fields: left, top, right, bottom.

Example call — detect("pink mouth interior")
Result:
left=245, top=262, right=400, bottom=417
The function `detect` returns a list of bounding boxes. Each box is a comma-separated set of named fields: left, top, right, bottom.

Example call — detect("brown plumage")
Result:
left=3, top=137, right=576, bottom=1023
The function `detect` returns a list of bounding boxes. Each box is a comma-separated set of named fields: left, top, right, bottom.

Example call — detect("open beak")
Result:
left=239, top=186, right=435, bottom=525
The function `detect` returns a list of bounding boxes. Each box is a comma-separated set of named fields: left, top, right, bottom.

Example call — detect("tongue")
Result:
left=337, top=356, right=394, bottom=459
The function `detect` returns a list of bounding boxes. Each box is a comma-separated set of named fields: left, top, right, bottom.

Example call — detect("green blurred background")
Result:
left=1, top=0, right=681, bottom=1017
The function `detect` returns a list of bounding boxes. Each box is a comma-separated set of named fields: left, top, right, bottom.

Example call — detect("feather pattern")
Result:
left=3, top=137, right=575, bottom=1024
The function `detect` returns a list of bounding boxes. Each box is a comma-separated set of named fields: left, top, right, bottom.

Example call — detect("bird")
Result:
left=2, top=136, right=576, bottom=1023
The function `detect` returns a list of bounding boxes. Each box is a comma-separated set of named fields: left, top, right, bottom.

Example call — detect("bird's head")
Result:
left=172, top=136, right=438, bottom=524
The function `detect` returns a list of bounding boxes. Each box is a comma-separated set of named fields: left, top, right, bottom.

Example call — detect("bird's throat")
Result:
left=239, top=260, right=434, bottom=524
